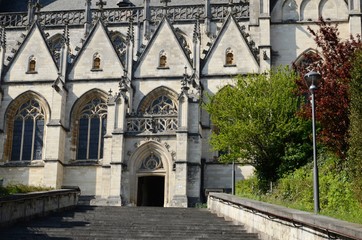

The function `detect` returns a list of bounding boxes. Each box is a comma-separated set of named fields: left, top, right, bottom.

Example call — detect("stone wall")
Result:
left=0, top=188, right=80, bottom=227
left=208, top=193, right=362, bottom=240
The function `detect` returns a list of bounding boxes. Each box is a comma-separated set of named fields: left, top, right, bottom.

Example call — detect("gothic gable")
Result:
left=4, top=22, right=59, bottom=82
left=69, top=21, right=124, bottom=80
left=202, top=15, right=259, bottom=75
left=134, top=17, right=193, bottom=78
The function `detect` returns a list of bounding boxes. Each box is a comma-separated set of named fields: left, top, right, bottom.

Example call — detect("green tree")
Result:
left=348, top=50, right=362, bottom=202
left=204, top=67, right=312, bottom=192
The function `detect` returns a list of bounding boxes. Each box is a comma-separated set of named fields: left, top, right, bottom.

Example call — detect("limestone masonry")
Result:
left=0, top=0, right=359, bottom=207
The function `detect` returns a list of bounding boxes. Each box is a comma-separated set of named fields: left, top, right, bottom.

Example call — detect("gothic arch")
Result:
left=70, top=89, right=108, bottom=161
left=49, top=33, right=65, bottom=51
left=128, top=141, right=173, bottom=206
left=3, top=91, right=50, bottom=162
left=319, top=0, right=348, bottom=21
left=294, top=48, right=323, bottom=68
left=300, top=0, right=319, bottom=21
left=282, top=0, right=299, bottom=22
left=137, top=87, right=179, bottom=114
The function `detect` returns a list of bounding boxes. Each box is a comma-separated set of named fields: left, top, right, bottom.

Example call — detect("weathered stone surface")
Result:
left=208, top=193, right=362, bottom=240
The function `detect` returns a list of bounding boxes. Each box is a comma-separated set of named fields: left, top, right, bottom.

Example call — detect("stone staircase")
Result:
left=1, top=206, right=260, bottom=240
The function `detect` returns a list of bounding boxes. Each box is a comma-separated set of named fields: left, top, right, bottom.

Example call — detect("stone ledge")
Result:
left=0, top=188, right=80, bottom=228
left=208, top=192, right=362, bottom=240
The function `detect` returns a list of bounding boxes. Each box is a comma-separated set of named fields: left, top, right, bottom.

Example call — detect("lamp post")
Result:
left=232, top=158, right=235, bottom=195
left=304, top=71, right=321, bottom=214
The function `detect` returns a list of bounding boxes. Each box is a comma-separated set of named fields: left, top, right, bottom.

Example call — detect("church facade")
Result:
left=0, top=0, right=359, bottom=207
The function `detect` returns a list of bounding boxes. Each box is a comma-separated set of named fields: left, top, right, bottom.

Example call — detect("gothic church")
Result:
left=0, top=0, right=359, bottom=207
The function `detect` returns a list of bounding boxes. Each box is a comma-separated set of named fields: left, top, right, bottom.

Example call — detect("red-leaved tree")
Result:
left=294, top=19, right=362, bottom=158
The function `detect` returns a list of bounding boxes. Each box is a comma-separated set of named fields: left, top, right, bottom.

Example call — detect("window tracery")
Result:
left=77, top=98, right=107, bottom=160
left=127, top=88, right=178, bottom=133
left=10, top=99, right=45, bottom=161
left=146, top=95, right=177, bottom=115
left=139, top=152, right=163, bottom=171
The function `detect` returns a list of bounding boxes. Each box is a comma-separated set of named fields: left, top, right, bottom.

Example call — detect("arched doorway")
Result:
left=128, top=143, right=172, bottom=207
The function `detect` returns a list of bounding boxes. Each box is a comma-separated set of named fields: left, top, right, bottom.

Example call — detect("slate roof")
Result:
left=0, top=0, right=235, bottom=13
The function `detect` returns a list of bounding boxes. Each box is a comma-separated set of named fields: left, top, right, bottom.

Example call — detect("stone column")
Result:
left=204, top=0, right=211, bottom=35
left=84, top=0, right=92, bottom=38
left=349, top=0, right=362, bottom=35
left=258, top=0, right=271, bottom=73
left=0, top=27, right=5, bottom=86
left=186, top=97, right=202, bottom=206
left=43, top=84, right=67, bottom=189
left=171, top=94, right=188, bottom=207
left=143, top=0, right=151, bottom=40
left=107, top=94, right=128, bottom=205
left=43, top=38, right=69, bottom=189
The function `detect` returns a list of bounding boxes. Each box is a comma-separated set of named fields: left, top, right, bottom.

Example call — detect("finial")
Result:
left=181, top=66, right=190, bottom=92
left=96, top=0, right=107, bottom=17
left=119, top=69, right=128, bottom=92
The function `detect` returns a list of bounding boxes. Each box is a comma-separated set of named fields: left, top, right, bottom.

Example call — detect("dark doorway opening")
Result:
left=137, top=176, right=165, bottom=207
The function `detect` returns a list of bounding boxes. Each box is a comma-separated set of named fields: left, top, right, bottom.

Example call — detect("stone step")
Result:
left=1, top=206, right=260, bottom=240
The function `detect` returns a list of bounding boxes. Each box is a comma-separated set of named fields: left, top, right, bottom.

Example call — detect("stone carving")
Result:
left=139, top=152, right=163, bottom=170
left=0, top=3, right=249, bottom=27
left=127, top=116, right=178, bottom=133
left=171, top=151, right=176, bottom=160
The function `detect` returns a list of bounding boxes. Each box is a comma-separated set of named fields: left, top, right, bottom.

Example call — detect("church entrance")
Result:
left=137, top=176, right=165, bottom=207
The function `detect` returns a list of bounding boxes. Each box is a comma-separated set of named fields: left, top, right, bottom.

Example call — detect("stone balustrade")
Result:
left=0, top=188, right=80, bottom=228
left=208, top=192, right=362, bottom=240
left=0, top=3, right=250, bottom=28
left=127, top=115, right=178, bottom=133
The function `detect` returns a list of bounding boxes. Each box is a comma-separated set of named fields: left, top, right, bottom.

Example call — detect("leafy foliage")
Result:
left=237, top=150, right=362, bottom=224
left=348, top=50, right=362, bottom=202
left=294, top=19, right=362, bottom=158
left=204, top=67, right=312, bottom=191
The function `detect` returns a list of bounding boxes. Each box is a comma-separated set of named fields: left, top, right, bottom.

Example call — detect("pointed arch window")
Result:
left=27, top=55, right=37, bottom=74
left=225, top=48, right=236, bottom=67
left=146, top=95, right=177, bottom=115
left=91, top=52, right=102, bottom=71
left=158, top=50, right=169, bottom=69
left=10, top=99, right=45, bottom=161
left=77, top=98, right=107, bottom=160
left=49, top=34, right=67, bottom=65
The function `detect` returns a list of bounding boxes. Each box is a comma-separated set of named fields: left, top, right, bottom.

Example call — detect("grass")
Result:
left=236, top=179, right=362, bottom=225
left=0, top=184, right=53, bottom=197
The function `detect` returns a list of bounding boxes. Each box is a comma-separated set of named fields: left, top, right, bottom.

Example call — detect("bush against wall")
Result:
left=204, top=67, right=312, bottom=192
left=348, top=50, right=362, bottom=203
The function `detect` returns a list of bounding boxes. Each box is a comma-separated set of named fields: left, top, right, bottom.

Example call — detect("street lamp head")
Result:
left=304, top=71, right=321, bottom=89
